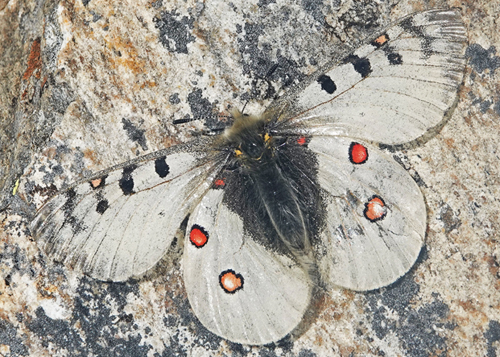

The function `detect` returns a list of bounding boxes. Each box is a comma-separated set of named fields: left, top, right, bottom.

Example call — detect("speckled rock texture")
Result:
left=1, top=0, right=499, bottom=356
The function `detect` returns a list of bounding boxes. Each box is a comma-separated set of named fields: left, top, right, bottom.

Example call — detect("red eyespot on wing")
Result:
left=189, top=225, right=209, bottom=248
left=90, top=175, right=107, bottom=189
left=214, top=178, right=226, bottom=189
left=219, top=269, right=244, bottom=294
left=375, top=34, right=388, bottom=45
left=364, top=196, right=387, bottom=222
left=349, top=142, right=368, bottom=164
left=91, top=179, right=102, bottom=188
left=297, top=137, right=307, bottom=146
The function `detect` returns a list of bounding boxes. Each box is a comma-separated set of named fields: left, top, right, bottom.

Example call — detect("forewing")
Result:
left=183, top=188, right=312, bottom=345
left=32, top=146, right=226, bottom=281
left=308, top=137, right=425, bottom=291
left=269, top=9, right=467, bottom=144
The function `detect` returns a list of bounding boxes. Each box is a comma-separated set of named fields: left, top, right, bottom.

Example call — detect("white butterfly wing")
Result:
left=270, top=9, right=467, bottom=144
left=183, top=188, right=311, bottom=345
left=308, top=136, right=425, bottom=291
left=32, top=148, right=225, bottom=281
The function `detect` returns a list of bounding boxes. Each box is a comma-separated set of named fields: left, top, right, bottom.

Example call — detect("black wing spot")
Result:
left=317, top=74, right=337, bottom=94
left=63, top=189, right=87, bottom=235
left=387, top=51, right=403, bottom=65
left=155, top=156, right=170, bottom=178
left=62, top=188, right=78, bottom=216
left=65, top=188, right=77, bottom=202
left=344, top=55, right=372, bottom=78
left=119, top=165, right=136, bottom=195
left=399, top=17, right=434, bottom=58
left=96, top=199, right=109, bottom=214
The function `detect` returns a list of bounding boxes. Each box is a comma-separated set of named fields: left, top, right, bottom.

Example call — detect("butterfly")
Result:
left=31, top=9, right=467, bottom=345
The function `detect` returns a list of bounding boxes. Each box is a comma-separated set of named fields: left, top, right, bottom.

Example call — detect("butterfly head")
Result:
left=222, top=110, right=279, bottom=167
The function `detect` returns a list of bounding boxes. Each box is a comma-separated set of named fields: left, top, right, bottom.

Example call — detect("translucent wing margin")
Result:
left=269, top=9, right=467, bottom=144
left=31, top=143, right=226, bottom=281
left=309, top=137, right=425, bottom=291
left=183, top=189, right=312, bottom=345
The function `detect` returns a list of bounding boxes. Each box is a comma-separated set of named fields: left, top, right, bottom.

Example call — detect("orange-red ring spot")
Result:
left=189, top=225, right=208, bottom=248
left=219, top=269, right=244, bottom=294
left=364, top=196, right=387, bottom=222
left=349, top=142, right=368, bottom=164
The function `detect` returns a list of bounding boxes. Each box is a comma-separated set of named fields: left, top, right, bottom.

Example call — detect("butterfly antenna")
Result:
left=172, top=117, right=198, bottom=125
left=239, top=62, right=282, bottom=116
left=241, top=101, right=249, bottom=115
left=173, top=113, right=235, bottom=136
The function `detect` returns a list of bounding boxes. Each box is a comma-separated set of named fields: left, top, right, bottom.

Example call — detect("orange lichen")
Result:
left=106, top=35, right=147, bottom=75
left=23, top=38, right=42, bottom=80
left=444, top=138, right=455, bottom=148
left=83, top=149, right=99, bottom=165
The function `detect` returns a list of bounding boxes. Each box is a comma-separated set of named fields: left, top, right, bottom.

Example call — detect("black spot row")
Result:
left=96, top=199, right=109, bottom=214
left=316, top=54, right=375, bottom=96
left=93, top=157, right=171, bottom=215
